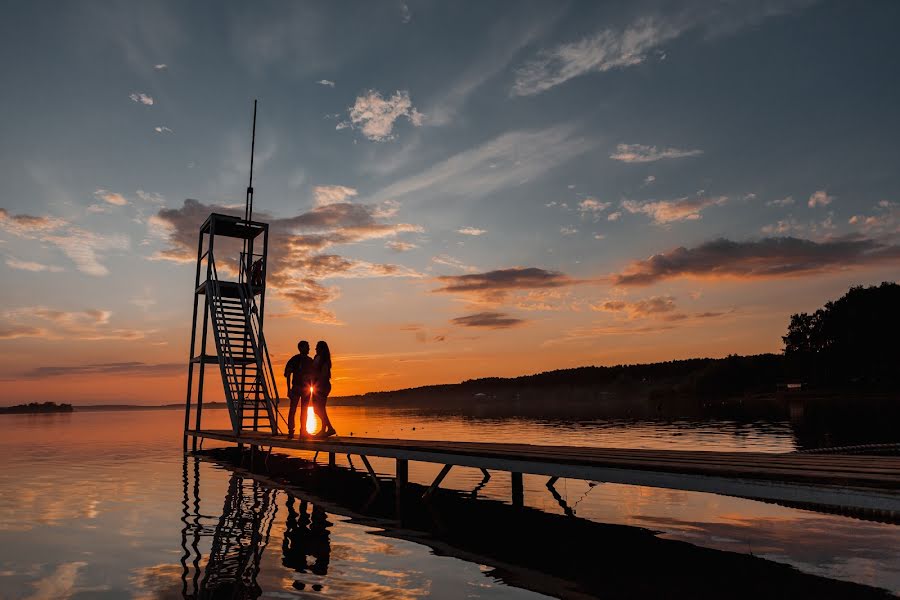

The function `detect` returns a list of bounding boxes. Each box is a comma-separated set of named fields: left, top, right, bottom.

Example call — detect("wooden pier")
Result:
left=186, top=429, right=900, bottom=516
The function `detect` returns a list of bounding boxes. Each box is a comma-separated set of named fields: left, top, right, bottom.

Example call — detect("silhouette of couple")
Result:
left=284, top=340, right=335, bottom=438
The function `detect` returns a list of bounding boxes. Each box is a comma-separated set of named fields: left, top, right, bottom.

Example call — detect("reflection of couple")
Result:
left=284, top=340, right=335, bottom=438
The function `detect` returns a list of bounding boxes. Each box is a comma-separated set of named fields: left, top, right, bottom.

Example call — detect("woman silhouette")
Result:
left=312, top=341, right=336, bottom=437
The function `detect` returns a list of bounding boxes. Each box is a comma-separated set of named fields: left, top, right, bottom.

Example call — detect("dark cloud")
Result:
left=153, top=199, right=422, bottom=323
left=595, top=295, right=677, bottom=317
left=451, top=312, right=526, bottom=329
left=20, top=362, right=182, bottom=378
left=434, top=267, right=573, bottom=300
left=613, top=236, right=900, bottom=286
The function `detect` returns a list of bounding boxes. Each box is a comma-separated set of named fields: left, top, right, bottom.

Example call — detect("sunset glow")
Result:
left=0, top=3, right=899, bottom=405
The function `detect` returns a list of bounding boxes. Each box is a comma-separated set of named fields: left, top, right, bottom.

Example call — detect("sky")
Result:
left=1, top=0, right=899, bottom=405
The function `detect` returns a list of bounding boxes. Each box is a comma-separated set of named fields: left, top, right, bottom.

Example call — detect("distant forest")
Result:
left=0, top=402, right=73, bottom=414
left=335, top=283, right=900, bottom=415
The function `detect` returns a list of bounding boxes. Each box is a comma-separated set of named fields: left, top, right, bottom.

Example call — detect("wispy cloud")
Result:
left=512, top=3, right=817, bottom=96
left=767, top=196, right=794, bottom=207
left=431, top=254, right=477, bottom=272
left=560, top=226, right=578, bottom=236
left=1, top=307, right=147, bottom=341
left=316, top=79, right=335, bottom=87
left=20, top=362, right=181, bottom=378
left=5, top=257, right=63, bottom=273
left=451, top=311, right=525, bottom=329
left=612, top=236, right=900, bottom=286
left=94, top=189, right=129, bottom=206
left=610, top=143, right=703, bottom=163
left=312, top=185, right=358, bottom=208
left=457, top=227, right=487, bottom=236
left=0, top=209, right=127, bottom=276
left=513, top=18, right=682, bottom=96
left=373, top=125, right=593, bottom=204
left=386, top=240, right=418, bottom=252
left=621, top=195, right=727, bottom=224
left=338, top=90, right=423, bottom=141
left=153, top=63, right=167, bottom=70
left=154, top=126, right=174, bottom=134
left=129, top=92, right=155, bottom=106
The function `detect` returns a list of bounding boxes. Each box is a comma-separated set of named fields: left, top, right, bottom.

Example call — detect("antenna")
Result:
left=245, top=99, right=257, bottom=222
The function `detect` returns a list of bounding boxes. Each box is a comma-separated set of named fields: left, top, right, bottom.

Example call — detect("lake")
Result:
left=0, top=407, right=897, bottom=598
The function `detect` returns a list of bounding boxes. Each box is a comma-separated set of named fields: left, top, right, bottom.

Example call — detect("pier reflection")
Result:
left=177, top=448, right=894, bottom=599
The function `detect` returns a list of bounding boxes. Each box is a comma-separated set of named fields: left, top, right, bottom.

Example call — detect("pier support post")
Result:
left=396, top=459, right=408, bottom=517
left=511, top=472, right=524, bottom=508
left=423, top=465, right=453, bottom=501
left=328, top=452, right=336, bottom=468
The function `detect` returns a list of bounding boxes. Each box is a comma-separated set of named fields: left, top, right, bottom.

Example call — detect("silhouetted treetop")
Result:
left=783, top=282, right=900, bottom=383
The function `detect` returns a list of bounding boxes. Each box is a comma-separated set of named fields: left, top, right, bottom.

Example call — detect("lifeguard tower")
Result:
left=183, top=102, right=281, bottom=449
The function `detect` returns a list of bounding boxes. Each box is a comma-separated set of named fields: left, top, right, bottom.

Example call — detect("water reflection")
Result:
left=186, top=447, right=896, bottom=599
left=281, top=496, right=331, bottom=590
left=181, top=457, right=281, bottom=599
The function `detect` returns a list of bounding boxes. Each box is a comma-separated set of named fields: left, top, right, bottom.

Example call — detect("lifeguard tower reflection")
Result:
left=179, top=456, right=331, bottom=599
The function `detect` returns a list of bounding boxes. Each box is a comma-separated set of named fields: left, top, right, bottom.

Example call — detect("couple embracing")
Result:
left=284, top=340, right=336, bottom=438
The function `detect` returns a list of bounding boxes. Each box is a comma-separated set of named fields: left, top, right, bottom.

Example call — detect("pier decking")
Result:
left=187, top=429, right=900, bottom=516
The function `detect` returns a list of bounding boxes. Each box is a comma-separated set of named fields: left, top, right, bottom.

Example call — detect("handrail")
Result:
left=237, top=282, right=285, bottom=432
left=207, top=252, right=245, bottom=433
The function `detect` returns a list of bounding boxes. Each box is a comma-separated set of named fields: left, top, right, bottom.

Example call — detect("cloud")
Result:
left=560, top=226, right=578, bottom=236
left=612, top=236, right=900, bottom=286
left=340, top=90, right=423, bottom=141
left=610, top=143, right=703, bottom=163
left=5, top=257, right=63, bottom=272
left=312, top=185, right=358, bottom=208
left=1, top=306, right=147, bottom=341
left=457, top=227, right=487, bottom=236
left=808, top=189, right=834, bottom=208
left=19, top=362, right=182, bottom=379
left=431, top=254, right=477, bottom=272
left=621, top=195, right=727, bottom=224
left=154, top=126, right=174, bottom=134
left=513, top=18, right=683, bottom=96
left=592, top=295, right=678, bottom=318
left=129, top=92, right=154, bottom=105
left=373, top=125, right=592, bottom=204
left=0, top=209, right=126, bottom=276
left=512, top=4, right=816, bottom=96
left=767, top=196, right=794, bottom=207
left=153, top=199, right=423, bottom=323
left=451, top=312, right=526, bottom=329
left=434, top=267, right=575, bottom=302
left=42, top=228, right=129, bottom=276
left=643, top=175, right=656, bottom=185
left=400, top=2, right=412, bottom=23
left=386, top=240, right=417, bottom=252
left=0, top=209, right=68, bottom=235
left=607, top=211, right=622, bottom=221
left=0, top=325, right=47, bottom=339
left=316, top=79, right=335, bottom=87
left=136, top=190, right=165, bottom=204
left=94, top=189, right=129, bottom=206
left=578, top=198, right=611, bottom=218
left=153, top=63, right=167, bottom=70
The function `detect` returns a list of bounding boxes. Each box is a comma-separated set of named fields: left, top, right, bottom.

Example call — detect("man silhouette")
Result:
left=284, top=341, right=313, bottom=438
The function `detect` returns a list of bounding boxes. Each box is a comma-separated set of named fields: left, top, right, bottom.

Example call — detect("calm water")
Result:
left=0, top=407, right=897, bottom=598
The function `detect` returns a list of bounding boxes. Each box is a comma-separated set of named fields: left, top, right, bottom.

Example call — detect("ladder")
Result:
left=207, top=277, right=280, bottom=434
